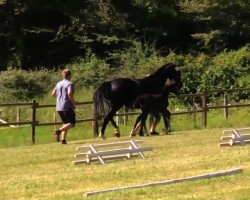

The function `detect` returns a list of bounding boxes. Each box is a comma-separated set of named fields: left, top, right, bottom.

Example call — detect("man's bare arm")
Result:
left=51, top=87, right=57, bottom=97
left=68, top=86, right=77, bottom=107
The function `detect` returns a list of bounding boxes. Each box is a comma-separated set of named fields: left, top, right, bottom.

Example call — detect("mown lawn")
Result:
left=0, top=129, right=249, bottom=200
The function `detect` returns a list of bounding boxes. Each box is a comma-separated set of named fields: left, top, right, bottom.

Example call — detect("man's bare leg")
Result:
left=55, top=123, right=74, bottom=143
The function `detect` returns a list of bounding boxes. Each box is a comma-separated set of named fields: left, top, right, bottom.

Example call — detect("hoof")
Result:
left=163, top=128, right=171, bottom=135
left=139, top=133, right=144, bottom=137
left=99, top=133, right=106, bottom=139
left=130, top=132, right=136, bottom=137
left=114, top=128, right=121, bottom=138
left=165, top=130, right=172, bottom=135
left=114, top=132, right=121, bottom=138
left=150, top=131, right=160, bottom=136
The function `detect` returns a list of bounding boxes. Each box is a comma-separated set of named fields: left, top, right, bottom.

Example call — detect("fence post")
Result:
left=123, top=106, right=128, bottom=125
left=224, top=92, right=228, bottom=119
left=31, top=100, right=38, bottom=144
left=201, top=90, right=207, bottom=127
left=93, top=105, right=99, bottom=137
left=16, top=107, right=20, bottom=126
left=192, top=98, right=197, bottom=128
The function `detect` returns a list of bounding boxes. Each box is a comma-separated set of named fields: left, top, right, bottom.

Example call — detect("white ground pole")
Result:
left=85, top=168, right=242, bottom=197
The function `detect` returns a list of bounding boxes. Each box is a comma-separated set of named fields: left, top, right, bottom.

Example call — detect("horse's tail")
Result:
left=93, top=81, right=112, bottom=118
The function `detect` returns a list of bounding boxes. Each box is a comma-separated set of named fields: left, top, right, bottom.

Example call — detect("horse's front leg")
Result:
left=110, top=118, right=121, bottom=138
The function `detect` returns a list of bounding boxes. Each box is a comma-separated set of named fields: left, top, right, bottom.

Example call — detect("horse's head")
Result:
left=155, top=63, right=183, bottom=91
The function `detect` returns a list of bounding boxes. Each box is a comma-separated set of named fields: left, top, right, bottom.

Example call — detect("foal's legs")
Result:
left=162, top=108, right=171, bottom=134
left=149, top=113, right=161, bottom=135
left=130, top=114, right=143, bottom=137
left=138, top=112, right=149, bottom=136
left=130, top=111, right=149, bottom=137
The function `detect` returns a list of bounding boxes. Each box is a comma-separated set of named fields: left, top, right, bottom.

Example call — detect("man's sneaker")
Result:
left=61, top=139, right=67, bottom=144
left=54, top=129, right=61, bottom=142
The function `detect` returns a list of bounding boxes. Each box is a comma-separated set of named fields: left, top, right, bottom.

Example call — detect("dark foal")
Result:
left=130, top=81, right=179, bottom=137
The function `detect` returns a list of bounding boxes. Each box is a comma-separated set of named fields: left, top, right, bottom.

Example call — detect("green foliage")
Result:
left=0, top=69, right=58, bottom=102
left=69, top=43, right=249, bottom=100
left=1, top=0, right=249, bottom=69
left=200, top=46, right=250, bottom=90
left=192, top=30, right=222, bottom=52
left=109, top=41, right=164, bottom=78
left=183, top=0, right=250, bottom=52
left=0, top=0, right=195, bottom=68
left=1, top=43, right=249, bottom=104
left=69, top=50, right=112, bottom=89
left=163, top=52, right=209, bottom=94
left=156, top=45, right=250, bottom=97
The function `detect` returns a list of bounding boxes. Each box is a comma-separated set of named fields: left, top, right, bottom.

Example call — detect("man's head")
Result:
left=62, top=69, right=71, bottom=80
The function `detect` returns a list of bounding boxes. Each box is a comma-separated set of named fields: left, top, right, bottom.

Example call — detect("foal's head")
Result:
left=154, top=63, right=183, bottom=91
left=164, top=79, right=180, bottom=96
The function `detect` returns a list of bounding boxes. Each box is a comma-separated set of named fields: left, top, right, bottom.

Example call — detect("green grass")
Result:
left=0, top=107, right=249, bottom=148
left=0, top=101, right=249, bottom=199
left=0, top=124, right=94, bottom=148
left=0, top=129, right=249, bottom=199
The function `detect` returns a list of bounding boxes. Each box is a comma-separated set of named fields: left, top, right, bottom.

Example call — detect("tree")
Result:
left=180, top=0, right=250, bottom=53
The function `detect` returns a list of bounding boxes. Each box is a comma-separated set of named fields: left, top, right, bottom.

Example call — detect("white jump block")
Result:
left=73, top=140, right=153, bottom=165
left=219, top=128, right=250, bottom=147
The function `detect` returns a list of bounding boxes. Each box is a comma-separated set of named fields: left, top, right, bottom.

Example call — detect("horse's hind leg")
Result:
left=100, top=107, right=119, bottom=139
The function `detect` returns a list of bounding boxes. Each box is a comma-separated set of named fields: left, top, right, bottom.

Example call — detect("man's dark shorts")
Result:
left=58, top=109, right=76, bottom=125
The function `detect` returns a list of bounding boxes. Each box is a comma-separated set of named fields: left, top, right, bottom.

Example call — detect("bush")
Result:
left=200, top=46, right=250, bottom=90
left=0, top=69, right=58, bottom=102
left=69, top=50, right=112, bottom=89
left=109, top=41, right=165, bottom=78
left=163, top=52, right=209, bottom=94
left=1, top=44, right=249, bottom=104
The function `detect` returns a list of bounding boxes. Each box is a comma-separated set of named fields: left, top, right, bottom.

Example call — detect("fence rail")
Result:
left=0, top=88, right=249, bottom=144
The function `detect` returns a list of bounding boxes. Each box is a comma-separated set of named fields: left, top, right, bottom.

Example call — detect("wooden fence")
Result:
left=0, top=88, right=249, bottom=144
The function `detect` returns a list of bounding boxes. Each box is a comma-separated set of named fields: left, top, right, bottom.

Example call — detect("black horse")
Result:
left=130, top=80, right=179, bottom=137
left=93, top=63, right=182, bottom=139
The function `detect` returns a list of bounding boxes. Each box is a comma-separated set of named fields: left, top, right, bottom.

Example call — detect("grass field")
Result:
left=0, top=107, right=249, bottom=148
left=0, top=128, right=249, bottom=200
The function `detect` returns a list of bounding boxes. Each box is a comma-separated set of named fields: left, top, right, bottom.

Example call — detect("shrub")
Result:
left=200, top=46, right=250, bottom=90
left=0, top=69, right=58, bottom=102
left=69, top=50, right=112, bottom=89
left=108, top=41, right=163, bottom=78
left=163, top=52, right=209, bottom=94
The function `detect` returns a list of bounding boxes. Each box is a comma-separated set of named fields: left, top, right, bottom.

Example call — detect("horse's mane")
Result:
left=139, top=63, right=176, bottom=82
